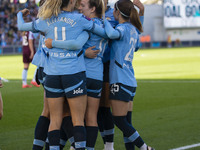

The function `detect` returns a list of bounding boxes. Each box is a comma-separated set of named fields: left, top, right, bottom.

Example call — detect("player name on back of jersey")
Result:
left=47, top=17, right=77, bottom=27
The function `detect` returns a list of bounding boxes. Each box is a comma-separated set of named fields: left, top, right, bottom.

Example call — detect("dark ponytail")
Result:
left=115, top=0, right=143, bottom=33
left=88, top=0, right=105, bottom=18
left=130, top=6, right=143, bottom=33
left=61, top=0, right=70, bottom=9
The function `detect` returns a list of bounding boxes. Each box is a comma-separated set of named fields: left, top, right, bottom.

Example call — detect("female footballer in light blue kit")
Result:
left=98, top=0, right=145, bottom=150
left=97, top=1, right=118, bottom=149
left=17, top=0, right=107, bottom=149
left=79, top=0, right=107, bottom=149
left=20, top=1, right=88, bottom=149
left=47, top=0, right=108, bottom=149
left=104, top=0, right=154, bottom=150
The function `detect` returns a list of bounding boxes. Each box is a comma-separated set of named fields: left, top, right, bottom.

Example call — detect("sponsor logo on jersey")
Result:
left=49, top=52, right=77, bottom=58
left=73, top=88, right=83, bottom=94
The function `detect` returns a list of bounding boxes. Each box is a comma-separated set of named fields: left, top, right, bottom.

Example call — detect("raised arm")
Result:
left=17, top=9, right=34, bottom=31
left=104, top=19, right=120, bottom=39
left=45, top=31, right=89, bottom=50
left=133, top=0, right=144, bottom=16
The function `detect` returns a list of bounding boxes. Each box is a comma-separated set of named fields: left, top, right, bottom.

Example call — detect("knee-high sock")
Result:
left=97, top=108, right=106, bottom=144
left=60, top=126, right=67, bottom=150
left=101, top=107, right=114, bottom=143
left=45, top=138, right=49, bottom=150
left=33, top=116, right=50, bottom=150
left=124, top=112, right=135, bottom=150
left=32, top=68, right=37, bottom=82
left=73, top=126, right=86, bottom=150
left=22, top=68, right=28, bottom=85
left=48, top=130, right=60, bottom=150
left=61, top=116, right=75, bottom=148
left=86, top=126, right=98, bottom=150
left=113, top=116, right=144, bottom=148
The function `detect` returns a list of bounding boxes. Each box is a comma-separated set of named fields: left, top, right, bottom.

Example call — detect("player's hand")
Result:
left=85, top=46, right=100, bottom=58
left=133, top=0, right=144, bottom=16
left=45, top=39, right=53, bottom=49
left=29, top=52, right=34, bottom=59
left=20, top=8, right=30, bottom=17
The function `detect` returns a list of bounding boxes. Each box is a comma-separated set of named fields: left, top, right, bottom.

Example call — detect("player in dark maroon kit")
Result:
left=22, top=31, right=40, bottom=88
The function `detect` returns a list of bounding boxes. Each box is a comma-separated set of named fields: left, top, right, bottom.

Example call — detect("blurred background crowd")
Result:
left=0, top=0, right=38, bottom=47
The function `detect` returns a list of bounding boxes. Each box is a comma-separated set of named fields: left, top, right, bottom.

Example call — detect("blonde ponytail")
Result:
left=101, top=0, right=105, bottom=21
left=37, top=0, right=62, bottom=20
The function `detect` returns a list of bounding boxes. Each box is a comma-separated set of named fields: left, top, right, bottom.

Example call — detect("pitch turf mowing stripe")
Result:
left=170, top=143, right=200, bottom=150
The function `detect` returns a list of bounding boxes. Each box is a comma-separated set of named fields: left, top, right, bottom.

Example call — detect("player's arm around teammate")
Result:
left=104, top=0, right=154, bottom=150
left=17, top=0, right=109, bottom=149
left=79, top=0, right=108, bottom=149
left=46, top=0, right=107, bottom=148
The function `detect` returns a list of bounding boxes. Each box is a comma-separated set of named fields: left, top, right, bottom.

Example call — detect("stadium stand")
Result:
left=0, top=0, right=38, bottom=53
left=0, top=0, right=200, bottom=55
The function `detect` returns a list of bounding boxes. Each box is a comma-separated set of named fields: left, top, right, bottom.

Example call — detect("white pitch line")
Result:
left=138, top=80, right=200, bottom=83
left=170, top=143, right=200, bottom=150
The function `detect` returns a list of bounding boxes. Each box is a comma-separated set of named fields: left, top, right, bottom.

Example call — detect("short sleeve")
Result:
left=29, top=31, right=34, bottom=40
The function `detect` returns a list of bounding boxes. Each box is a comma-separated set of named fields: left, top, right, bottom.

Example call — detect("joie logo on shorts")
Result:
left=73, top=88, right=83, bottom=94
left=110, top=84, right=119, bottom=95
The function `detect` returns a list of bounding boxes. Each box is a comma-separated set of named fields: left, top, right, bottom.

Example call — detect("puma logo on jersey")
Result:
left=73, top=88, right=83, bottom=94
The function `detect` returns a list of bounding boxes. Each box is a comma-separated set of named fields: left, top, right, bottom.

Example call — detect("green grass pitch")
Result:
left=0, top=47, right=200, bottom=150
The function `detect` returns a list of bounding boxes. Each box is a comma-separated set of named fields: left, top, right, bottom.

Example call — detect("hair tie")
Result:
left=116, top=2, right=130, bottom=18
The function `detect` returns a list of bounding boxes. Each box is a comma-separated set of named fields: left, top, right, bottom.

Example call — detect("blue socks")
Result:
left=33, top=116, right=50, bottom=150
left=48, top=130, right=60, bottom=150
left=73, top=126, right=86, bottom=150
left=86, top=126, right=98, bottom=150
left=60, top=126, right=67, bottom=150
left=97, top=107, right=114, bottom=143
left=97, top=108, right=106, bottom=144
left=124, top=111, right=135, bottom=150
left=61, top=116, right=75, bottom=148
left=113, top=116, right=144, bottom=148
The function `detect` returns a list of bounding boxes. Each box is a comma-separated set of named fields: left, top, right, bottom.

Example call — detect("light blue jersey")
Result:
left=108, top=22, right=139, bottom=87
left=17, top=11, right=107, bottom=75
left=32, top=35, right=46, bottom=67
left=103, top=8, right=144, bottom=62
left=84, top=18, right=108, bottom=81
left=33, top=11, right=96, bottom=75
left=105, top=6, right=118, bottom=28
left=24, top=11, right=94, bottom=75
left=103, top=6, right=119, bottom=63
